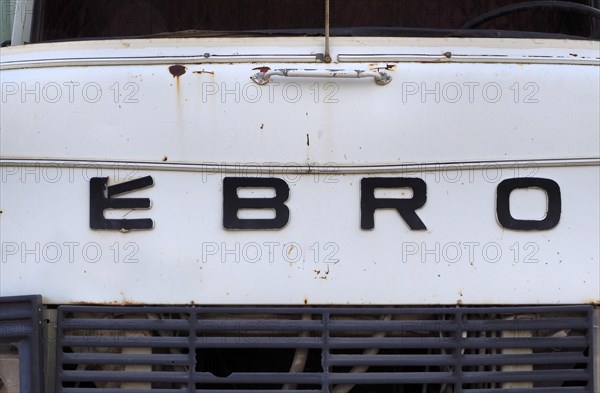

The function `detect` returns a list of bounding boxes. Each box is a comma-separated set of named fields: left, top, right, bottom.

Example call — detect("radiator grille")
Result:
left=56, top=305, right=594, bottom=392
left=0, top=295, right=44, bottom=392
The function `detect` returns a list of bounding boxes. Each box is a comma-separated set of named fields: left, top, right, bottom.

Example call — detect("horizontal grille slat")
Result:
left=193, top=390, right=322, bottom=393
left=461, top=369, right=589, bottom=383
left=56, top=305, right=595, bottom=392
left=61, top=390, right=324, bottom=393
left=62, top=389, right=186, bottom=393
left=62, top=318, right=189, bottom=330
left=465, top=387, right=589, bottom=393
left=0, top=310, right=36, bottom=320
left=62, top=336, right=189, bottom=347
left=0, top=320, right=33, bottom=337
left=461, top=318, right=589, bottom=331
left=61, top=371, right=189, bottom=383
left=327, top=336, right=588, bottom=349
left=327, top=372, right=456, bottom=384
left=328, top=320, right=457, bottom=331
left=328, top=337, right=457, bottom=348
left=196, top=320, right=323, bottom=331
left=62, top=353, right=189, bottom=366
left=327, top=318, right=589, bottom=332
left=330, top=352, right=588, bottom=366
left=461, top=352, right=589, bottom=366
left=460, top=336, right=588, bottom=349
left=329, top=354, right=456, bottom=366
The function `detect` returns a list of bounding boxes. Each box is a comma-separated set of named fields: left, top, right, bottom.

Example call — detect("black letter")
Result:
left=496, top=177, right=561, bottom=230
left=361, top=177, right=427, bottom=230
left=90, top=176, right=154, bottom=230
left=223, top=177, right=290, bottom=230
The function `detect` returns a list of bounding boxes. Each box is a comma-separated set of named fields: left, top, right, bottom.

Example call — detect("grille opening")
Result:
left=56, top=306, right=594, bottom=392
left=195, top=348, right=323, bottom=390
left=0, top=296, right=44, bottom=392
left=195, top=348, right=323, bottom=376
left=0, top=345, right=20, bottom=393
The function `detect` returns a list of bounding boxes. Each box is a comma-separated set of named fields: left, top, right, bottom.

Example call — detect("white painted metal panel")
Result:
left=0, top=164, right=598, bottom=305
left=1, top=38, right=598, bottom=304
left=1, top=39, right=599, bottom=166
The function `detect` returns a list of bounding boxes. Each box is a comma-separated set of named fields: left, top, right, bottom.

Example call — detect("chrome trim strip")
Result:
left=1, top=158, right=598, bottom=174
left=337, top=54, right=600, bottom=66
left=3, top=52, right=599, bottom=71
left=0, top=54, right=322, bottom=71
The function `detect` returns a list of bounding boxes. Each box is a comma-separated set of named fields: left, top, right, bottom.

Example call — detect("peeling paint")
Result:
left=369, top=63, right=397, bottom=71
left=73, top=300, right=137, bottom=306
left=168, top=64, right=186, bottom=78
left=252, top=66, right=271, bottom=73
left=314, top=266, right=330, bottom=280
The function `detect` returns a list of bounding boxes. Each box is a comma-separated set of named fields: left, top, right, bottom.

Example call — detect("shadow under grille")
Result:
left=55, top=305, right=595, bottom=392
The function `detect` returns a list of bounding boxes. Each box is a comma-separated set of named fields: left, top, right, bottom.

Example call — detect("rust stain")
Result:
left=370, top=63, right=397, bottom=71
left=162, top=156, right=168, bottom=162
left=169, top=64, right=187, bottom=78
left=169, top=65, right=186, bottom=98
left=303, top=298, right=308, bottom=305
left=314, top=266, right=330, bottom=280
left=306, top=133, right=310, bottom=146
left=72, top=300, right=137, bottom=306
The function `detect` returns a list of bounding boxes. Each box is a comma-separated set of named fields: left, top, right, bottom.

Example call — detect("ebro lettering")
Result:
left=89, top=176, right=561, bottom=232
